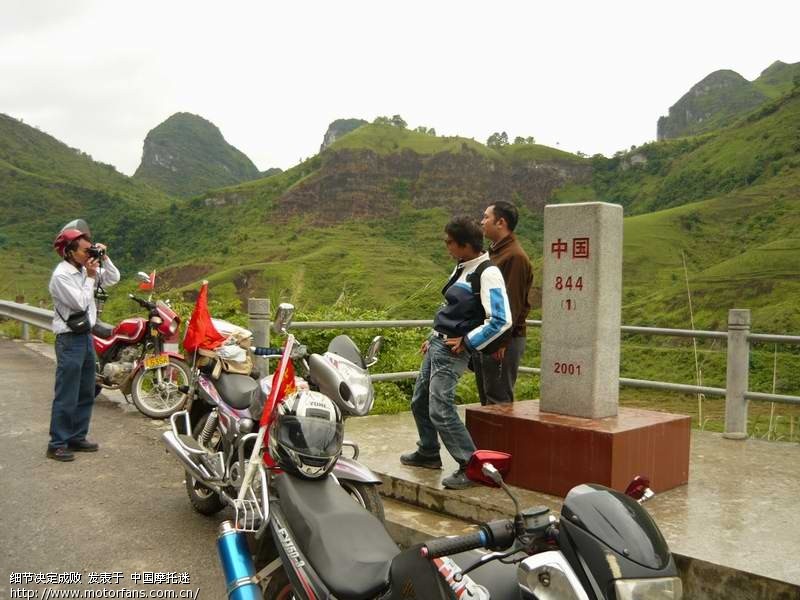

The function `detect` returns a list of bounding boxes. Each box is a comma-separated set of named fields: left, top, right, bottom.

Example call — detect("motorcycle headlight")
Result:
left=168, top=319, right=179, bottom=334
left=614, top=577, right=683, bottom=600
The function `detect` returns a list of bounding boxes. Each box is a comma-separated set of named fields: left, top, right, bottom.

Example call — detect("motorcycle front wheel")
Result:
left=338, top=480, right=385, bottom=523
left=131, top=357, right=190, bottom=419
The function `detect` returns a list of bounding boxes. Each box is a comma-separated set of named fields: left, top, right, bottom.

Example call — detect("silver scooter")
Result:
left=162, top=303, right=386, bottom=525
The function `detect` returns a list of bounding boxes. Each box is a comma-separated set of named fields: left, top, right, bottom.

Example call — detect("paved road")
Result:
left=0, top=338, right=227, bottom=599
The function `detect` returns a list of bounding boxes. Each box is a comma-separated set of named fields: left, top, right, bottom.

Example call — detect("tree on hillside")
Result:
left=487, top=131, right=509, bottom=148
left=391, top=114, right=407, bottom=129
left=513, top=136, right=536, bottom=145
left=373, top=116, right=392, bottom=125
left=414, top=126, right=436, bottom=136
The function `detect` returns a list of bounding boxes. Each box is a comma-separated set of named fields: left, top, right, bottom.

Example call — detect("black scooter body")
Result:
left=259, top=474, right=518, bottom=600
left=557, top=483, right=678, bottom=599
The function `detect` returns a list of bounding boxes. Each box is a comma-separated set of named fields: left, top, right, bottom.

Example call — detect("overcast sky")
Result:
left=2, top=0, right=798, bottom=176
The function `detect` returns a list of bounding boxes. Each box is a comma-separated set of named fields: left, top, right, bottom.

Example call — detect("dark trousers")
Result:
left=473, top=336, right=526, bottom=405
left=49, top=332, right=96, bottom=450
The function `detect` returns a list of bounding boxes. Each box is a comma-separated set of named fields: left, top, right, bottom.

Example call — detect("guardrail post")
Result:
left=38, top=300, right=46, bottom=340
left=724, top=309, right=750, bottom=439
left=15, top=295, right=30, bottom=341
left=248, top=298, right=271, bottom=377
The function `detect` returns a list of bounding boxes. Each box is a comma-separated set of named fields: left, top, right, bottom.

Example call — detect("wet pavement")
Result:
left=344, top=404, right=800, bottom=590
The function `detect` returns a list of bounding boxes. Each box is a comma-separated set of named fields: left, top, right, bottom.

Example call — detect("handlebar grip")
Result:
left=251, top=346, right=282, bottom=357
left=422, top=530, right=487, bottom=559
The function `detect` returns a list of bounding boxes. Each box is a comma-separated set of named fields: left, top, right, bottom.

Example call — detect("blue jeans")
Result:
left=410, top=336, right=476, bottom=466
left=49, top=332, right=96, bottom=450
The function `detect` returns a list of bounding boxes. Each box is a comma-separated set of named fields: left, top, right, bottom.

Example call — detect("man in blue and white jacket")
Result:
left=401, top=216, right=511, bottom=489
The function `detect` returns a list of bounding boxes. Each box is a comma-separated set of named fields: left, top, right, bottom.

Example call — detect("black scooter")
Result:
left=219, top=450, right=682, bottom=599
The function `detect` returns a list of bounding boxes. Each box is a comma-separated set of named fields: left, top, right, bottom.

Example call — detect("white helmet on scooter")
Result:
left=269, top=390, right=343, bottom=479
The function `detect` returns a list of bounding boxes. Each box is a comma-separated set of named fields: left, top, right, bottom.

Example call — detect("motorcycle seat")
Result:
left=92, top=320, right=115, bottom=339
left=275, top=473, right=399, bottom=599
left=215, top=372, right=259, bottom=410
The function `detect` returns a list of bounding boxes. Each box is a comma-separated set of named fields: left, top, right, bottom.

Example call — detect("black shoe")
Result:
left=68, top=439, right=99, bottom=452
left=400, top=450, right=442, bottom=470
left=46, top=447, right=75, bottom=462
left=442, top=467, right=477, bottom=490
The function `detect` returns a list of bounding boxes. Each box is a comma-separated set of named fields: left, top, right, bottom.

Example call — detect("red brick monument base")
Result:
left=466, top=400, right=691, bottom=497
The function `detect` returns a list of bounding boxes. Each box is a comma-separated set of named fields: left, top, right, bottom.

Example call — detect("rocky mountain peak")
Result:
left=133, top=112, right=260, bottom=197
left=320, top=118, right=367, bottom=152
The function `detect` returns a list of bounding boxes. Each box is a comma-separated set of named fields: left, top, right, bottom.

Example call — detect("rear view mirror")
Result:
left=624, top=475, right=654, bottom=503
left=364, top=335, right=383, bottom=368
left=465, top=450, right=512, bottom=487
left=271, top=303, right=295, bottom=335
left=135, top=271, right=152, bottom=283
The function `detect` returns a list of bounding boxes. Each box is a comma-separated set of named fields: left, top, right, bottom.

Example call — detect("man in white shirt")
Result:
left=48, top=228, right=120, bottom=462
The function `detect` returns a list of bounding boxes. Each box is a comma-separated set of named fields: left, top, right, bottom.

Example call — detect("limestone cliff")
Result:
left=319, top=118, right=368, bottom=152
left=657, top=70, right=766, bottom=140
left=133, top=112, right=260, bottom=197
left=275, top=146, right=591, bottom=224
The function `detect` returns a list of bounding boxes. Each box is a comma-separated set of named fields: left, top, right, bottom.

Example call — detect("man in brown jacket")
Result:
left=475, top=201, right=533, bottom=404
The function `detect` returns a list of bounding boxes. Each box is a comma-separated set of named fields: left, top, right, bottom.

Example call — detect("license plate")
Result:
left=143, top=354, right=170, bottom=370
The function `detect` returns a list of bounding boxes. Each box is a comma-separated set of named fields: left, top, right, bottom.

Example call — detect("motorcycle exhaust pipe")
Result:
left=217, top=521, right=261, bottom=600
left=161, top=430, right=214, bottom=483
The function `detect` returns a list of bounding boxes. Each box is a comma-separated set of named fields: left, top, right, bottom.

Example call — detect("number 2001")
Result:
left=554, top=362, right=581, bottom=375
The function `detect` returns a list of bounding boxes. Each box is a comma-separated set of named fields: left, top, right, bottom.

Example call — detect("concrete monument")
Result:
left=540, top=202, right=622, bottom=418
left=466, top=201, right=691, bottom=496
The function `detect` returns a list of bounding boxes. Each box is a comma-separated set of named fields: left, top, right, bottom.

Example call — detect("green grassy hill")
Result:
left=2, top=85, right=799, bottom=340
left=588, top=88, right=800, bottom=215
left=0, top=113, right=174, bottom=298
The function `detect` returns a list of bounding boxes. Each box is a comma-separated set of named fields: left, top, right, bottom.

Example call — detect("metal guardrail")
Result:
left=3, top=299, right=800, bottom=437
left=0, top=300, right=54, bottom=331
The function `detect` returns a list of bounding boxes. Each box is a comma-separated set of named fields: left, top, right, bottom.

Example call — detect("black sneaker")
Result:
left=68, top=439, right=99, bottom=452
left=46, top=447, right=75, bottom=462
left=442, top=467, right=476, bottom=490
left=400, top=450, right=442, bottom=470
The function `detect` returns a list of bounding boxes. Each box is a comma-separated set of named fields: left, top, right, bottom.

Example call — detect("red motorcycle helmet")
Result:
left=53, top=228, right=86, bottom=258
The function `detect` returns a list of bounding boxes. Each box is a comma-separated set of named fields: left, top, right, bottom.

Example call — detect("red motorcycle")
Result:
left=94, top=282, right=190, bottom=419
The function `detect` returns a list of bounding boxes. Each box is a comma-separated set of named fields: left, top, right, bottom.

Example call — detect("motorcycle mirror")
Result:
left=135, top=272, right=152, bottom=283
left=271, top=303, right=295, bottom=335
left=364, top=335, right=383, bottom=368
left=464, top=450, right=512, bottom=488
left=625, top=475, right=655, bottom=503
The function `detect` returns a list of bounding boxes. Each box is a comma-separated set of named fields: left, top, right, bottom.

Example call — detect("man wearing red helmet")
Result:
left=47, top=227, right=119, bottom=462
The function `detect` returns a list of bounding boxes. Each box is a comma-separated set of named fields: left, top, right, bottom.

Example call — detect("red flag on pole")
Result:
left=183, top=281, right=225, bottom=353
left=138, top=270, right=156, bottom=291
left=259, top=336, right=298, bottom=468
left=260, top=354, right=296, bottom=428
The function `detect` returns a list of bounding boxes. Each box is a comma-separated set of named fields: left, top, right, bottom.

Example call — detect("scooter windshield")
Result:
left=561, top=484, right=670, bottom=569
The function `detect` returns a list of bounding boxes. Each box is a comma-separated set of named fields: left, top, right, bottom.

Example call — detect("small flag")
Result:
left=183, top=281, right=225, bottom=353
left=138, top=270, right=156, bottom=291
